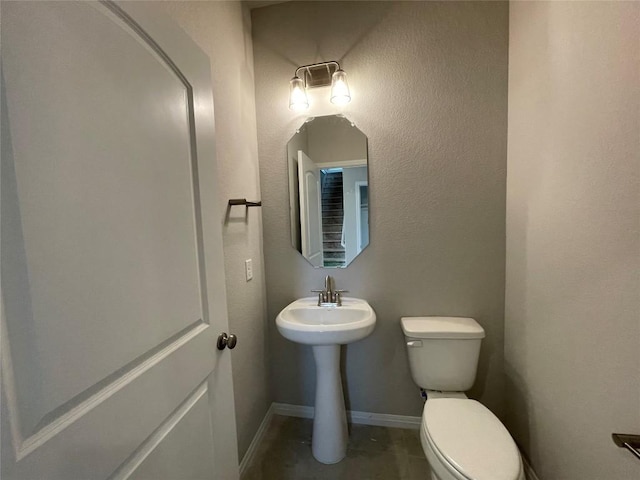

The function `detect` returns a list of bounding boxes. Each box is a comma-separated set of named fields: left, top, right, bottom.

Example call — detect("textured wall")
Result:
left=505, top=2, right=640, bottom=479
left=154, top=1, right=269, bottom=462
left=252, top=1, right=508, bottom=418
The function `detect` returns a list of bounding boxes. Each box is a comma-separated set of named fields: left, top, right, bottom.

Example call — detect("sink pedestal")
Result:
left=311, top=345, right=348, bottom=464
left=275, top=297, right=376, bottom=464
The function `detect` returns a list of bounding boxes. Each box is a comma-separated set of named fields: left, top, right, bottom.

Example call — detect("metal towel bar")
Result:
left=612, top=433, right=640, bottom=461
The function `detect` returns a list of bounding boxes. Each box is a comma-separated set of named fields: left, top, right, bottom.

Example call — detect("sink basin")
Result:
left=276, top=297, right=376, bottom=345
left=276, top=296, right=376, bottom=464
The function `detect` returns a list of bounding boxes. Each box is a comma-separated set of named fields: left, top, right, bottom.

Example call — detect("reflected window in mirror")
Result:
left=287, top=115, right=369, bottom=268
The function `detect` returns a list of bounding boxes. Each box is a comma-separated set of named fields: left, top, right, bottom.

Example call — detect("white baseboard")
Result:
left=238, top=404, right=275, bottom=477
left=272, top=402, right=421, bottom=429
left=348, top=409, right=421, bottom=429
left=272, top=402, right=314, bottom=419
left=522, top=455, right=541, bottom=480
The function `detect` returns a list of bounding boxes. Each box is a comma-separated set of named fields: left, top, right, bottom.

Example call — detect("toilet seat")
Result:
left=422, top=398, right=522, bottom=480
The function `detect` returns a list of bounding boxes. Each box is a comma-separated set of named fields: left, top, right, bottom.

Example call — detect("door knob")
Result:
left=217, top=332, right=237, bottom=350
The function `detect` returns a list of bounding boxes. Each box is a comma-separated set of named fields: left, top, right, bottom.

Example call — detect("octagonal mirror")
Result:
left=287, top=114, right=369, bottom=268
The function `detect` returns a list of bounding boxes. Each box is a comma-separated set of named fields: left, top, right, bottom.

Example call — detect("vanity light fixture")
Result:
left=289, top=75, right=309, bottom=111
left=330, top=69, right=351, bottom=105
left=289, top=61, right=351, bottom=110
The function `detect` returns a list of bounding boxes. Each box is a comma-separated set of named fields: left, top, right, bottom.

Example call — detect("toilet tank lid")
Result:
left=401, top=317, right=485, bottom=339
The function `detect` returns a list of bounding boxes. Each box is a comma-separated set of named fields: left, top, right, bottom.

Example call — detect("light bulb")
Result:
left=330, top=69, right=351, bottom=105
left=289, top=76, right=309, bottom=111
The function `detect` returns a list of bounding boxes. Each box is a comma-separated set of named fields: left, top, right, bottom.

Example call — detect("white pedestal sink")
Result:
left=276, top=297, right=376, bottom=464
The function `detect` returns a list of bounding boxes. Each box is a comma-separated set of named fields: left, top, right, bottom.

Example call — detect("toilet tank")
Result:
left=401, top=317, right=485, bottom=392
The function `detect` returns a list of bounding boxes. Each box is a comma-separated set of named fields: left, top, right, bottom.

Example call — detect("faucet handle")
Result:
left=311, top=289, right=327, bottom=305
left=333, top=290, right=348, bottom=306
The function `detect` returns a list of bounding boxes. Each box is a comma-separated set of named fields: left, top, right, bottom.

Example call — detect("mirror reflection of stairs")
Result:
left=321, top=171, right=345, bottom=267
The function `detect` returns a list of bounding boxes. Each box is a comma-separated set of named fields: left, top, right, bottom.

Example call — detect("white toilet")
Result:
left=401, top=316, right=525, bottom=480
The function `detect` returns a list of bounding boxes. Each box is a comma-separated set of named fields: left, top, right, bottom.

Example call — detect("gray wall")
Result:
left=252, top=1, right=509, bottom=418
left=505, top=2, right=640, bottom=479
left=155, top=1, right=269, bottom=462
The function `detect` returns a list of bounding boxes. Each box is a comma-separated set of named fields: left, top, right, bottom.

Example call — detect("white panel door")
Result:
left=297, top=151, right=323, bottom=267
left=1, top=1, right=238, bottom=479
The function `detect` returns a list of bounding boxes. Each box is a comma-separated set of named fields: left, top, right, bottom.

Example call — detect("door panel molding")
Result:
left=1, top=0, right=238, bottom=477
left=98, top=0, right=212, bottom=330
left=2, top=323, right=213, bottom=479
left=2, top=0, right=213, bottom=432
left=2, top=315, right=208, bottom=461
left=109, top=381, right=209, bottom=480
left=2, top=306, right=209, bottom=461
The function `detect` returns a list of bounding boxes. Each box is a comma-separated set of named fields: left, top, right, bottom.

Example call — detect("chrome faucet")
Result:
left=312, top=275, right=348, bottom=306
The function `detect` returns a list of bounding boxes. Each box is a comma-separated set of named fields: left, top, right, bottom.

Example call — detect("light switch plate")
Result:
left=245, top=259, right=253, bottom=281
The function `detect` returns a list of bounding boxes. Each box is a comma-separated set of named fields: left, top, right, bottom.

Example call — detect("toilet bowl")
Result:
left=401, top=317, right=524, bottom=480
left=421, top=398, right=525, bottom=480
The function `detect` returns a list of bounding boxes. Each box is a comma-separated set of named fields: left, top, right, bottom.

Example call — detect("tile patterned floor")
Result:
left=242, top=415, right=432, bottom=480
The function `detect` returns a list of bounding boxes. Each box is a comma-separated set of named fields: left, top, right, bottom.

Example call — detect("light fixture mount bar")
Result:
left=295, top=61, right=340, bottom=88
